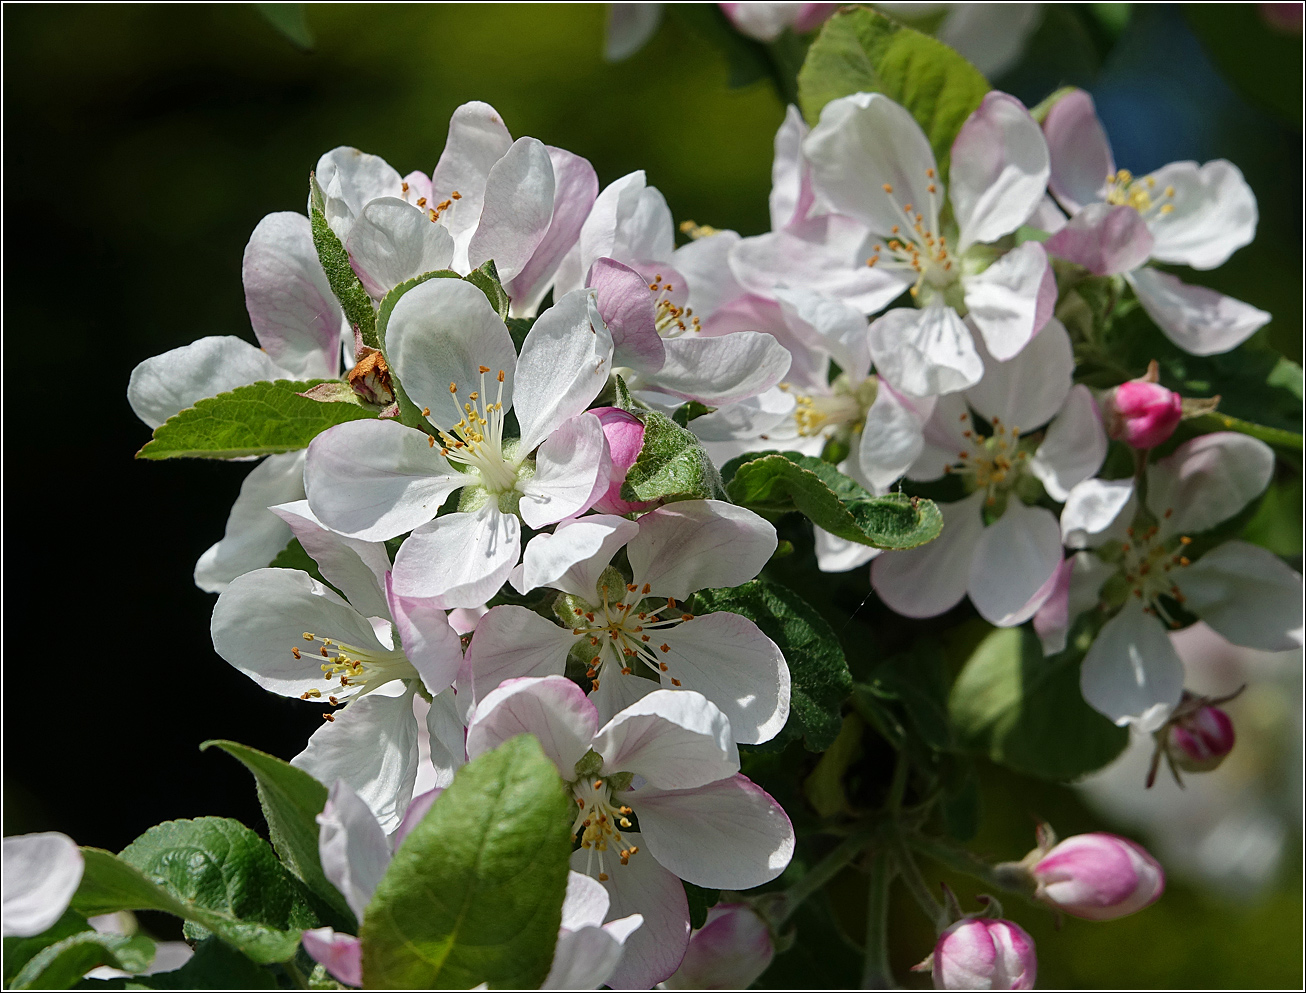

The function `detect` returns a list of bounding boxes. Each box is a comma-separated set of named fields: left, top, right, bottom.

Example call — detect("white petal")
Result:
left=467, top=674, right=599, bottom=777
left=856, top=383, right=929, bottom=493
left=387, top=276, right=518, bottom=429
left=270, top=500, right=390, bottom=619
left=968, top=501, right=1063, bottom=626
left=1126, top=267, right=1270, bottom=356
left=770, top=104, right=812, bottom=232
left=1147, top=432, right=1274, bottom=537
left=345, top=198, right=454, bottom=299
left=304, top=419, right=463, bottom=541
left=906, top=391, right=972, bottom=481
left=430, top=102, right=515, bottom=271
left=963, top=242, right=1053, bottom=360
left=467, top=137, right=556, bottom=282
left=1060, top=478, right=1136, bottom=549
left=315, top=147, right=404, bottom=241
left=507, top=146, right=599, bottom=316
left=1029, top=384, right=1108, bottom=501
left=390, top=505, right=521, bottom=608
left=936, top=3, right=1042, bottom=78
left=317, top=779, right=391, bottom=921
left=871, top=491, right=987, bottom=617
left=1027, top=193, right=1068, bottom=234
left=128, top=335, right=288, bottom=430
left=774, top=286, right=872, bottom=381
left=950, top=93, right=1049, bottom=252
left=814, top=525, right=881, bottom=572
left=1180, top=541, right=1304, bottom=651
left=604, top=2, right=663, bottom=60
left=543, top=920, right=633, bottom=991
left=672, top=230, right=745, bottom=321
left=2, top=833, right=83, bottom=938
left=1043, top=89, right=1113, bottom=213
left=519, top=413, right=609, bottom=528
left=633, top=774, right=794, bottom=889
left=655, top=612, right=791, bottom=746
left=591, top=669, right=660, bottom=728
left=575, top=171, right=674, bottom=283
left=560, top=870, right=610, bottom=931
left=385, top=578, right=465, bottom=698
left=1080, top=604, right=1184, bottom=731
left=424, top=689, right=467, bottom=789
left=594, top=689, right=738, bottom=790
left=514, top=290, right=614, bottom=452
left=627, top=500, right=777, bottom=600
left=293, top=682, right=419, bottom=833
left=1145, top=160, right=1257, bottom=270
left=869, top=305, right=984, bottom=397
left=460, top=607, right=577, bottom=713
left=514, top=516, right=639, bottom=599
left=194, top=451, right=306, bottom=593
left=964, top=315, right=1074, bottom=429
left=650, top=331, right=792, bottom=405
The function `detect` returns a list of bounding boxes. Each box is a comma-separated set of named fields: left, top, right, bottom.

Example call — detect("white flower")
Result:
left=2, top=832, right=84, bottom=938
left=466, top=676, right=794, bottom=989
left=303, top=278, right=614, bottom=608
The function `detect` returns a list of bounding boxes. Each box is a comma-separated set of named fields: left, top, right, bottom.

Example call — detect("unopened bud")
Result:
left=589, top=407, right=659, bottom=515
left=1031, top=833, right=1164, bottom=921
left=932, top=918, right=1036, bottom=990
left=1104, top=365, right=1182, bottom=449
left=663, top=903, right=774, bottom=989
left=1168, top=704, right=1235, bottom=773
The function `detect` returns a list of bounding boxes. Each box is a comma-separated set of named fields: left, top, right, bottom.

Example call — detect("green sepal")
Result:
left=309, top=173, right=378, bottom=348
left=464, top=259, right=511, bottom=320
left=620, top=409, right=726, bottom=505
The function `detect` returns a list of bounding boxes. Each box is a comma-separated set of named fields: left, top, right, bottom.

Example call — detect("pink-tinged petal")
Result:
left=964, top=313, right=1074, bottom=430
left=627, top=500, right=777, bottom=600
left=1043, top=89, right=1114, bottom=213
left=774, top=286, right=872, bottom=381
left=651, top=331, right=792, bottom=405
left=868, top=305, right=984, bottom=397
left=2, top=833, right=83, bottom=938
left=590, top=407, right=661, bottom=516
left=906, top=391, right=973, bottom=482
left=933, top=917, right=1037, bottom=990
left=384, top=575, right=464, bottom=696
left=1179, top=541, right=1304, bottom=651
left=872, top=491, right=986, bottom=617
left=1081, top=603, right=1185, bottom=731
left=655, top=613, right=790, bottom=746
left=194, top=450, right=306, bottom=593
left=393, top=788, right=443, bottom=850
left=467, top=137, right=556, bottom=282
left=401, top=170, right=432, bottom=205
left=430, top=101, right=514, bottom=270
left=951, top=92, right=1050, bottom=251
left=604, top=2, right=663, bottom=60
left=544, top=919, right=637, bottom=990
left=293, top=682, right=419, bottom=833
left=969, top=501, right=1064, bottom=627
left=804, top=92, right=937, bottom=237
left=317, top=780, right=391, bottom=921
left=1126, top=267, right=1270, bottom=356
left=1147, top=432, right=1274, bottom=538
left=1029, top=384, right=1108, bottom=501
left=719, top=2, right=800, bottom=40
left=391, top=505, right=521, bottom=608
left=301, top=928, right=362, bottom=988
left=673, top=230, right=746, bottom=321
left=271, top=500, right=390, bottom=618
left=515, top=291, right=614, bottom=452
left=857, top=382, right=930, bottom=494
left=385, top=277, right=518, bottom=431
left=519, top=413, right=610, bottom=528
left=243, top=212, right=343, bottom=379
left=508, top=146, right=600, bottom=316
left=663, top=902, right=774, bottom=991
left=595, top=689, right=738, bottom=789
left=128, top=335, right=288, bottom=429
left=1145, top=159, right=1257, bottom=270
left=345, top=198, right=454, bottom=300
left=963, top=241, right=1054, bottom=360
left=1027, top=193, right=1068, bottom=234
left=460, top=606, right=577, bottom=712
left=1045, top=203, right=1153, bottom=275
left=1033, top=557, right=1076, bottom=656
left=514, top=516, right=639, bottom=599
left=467, top=674, right=599, bottom=776
left=935, top=2, right=1041, bottom=78
left=315, top=147, right=404, bottom=240
left=571, top=834, right=690, bottom=989
left=588, top=257, right=665, bottom=369
left=1032, top=833, right=1164, bottom=921
left=304, top=420, right=463, bottom=541
left=570, top=172, right=675, bottom=291
left=633, top=774, right=794, bottom=889
left=1060, top=478, right=1135, bottom=549
left=815, top=526, right=881, bottom=572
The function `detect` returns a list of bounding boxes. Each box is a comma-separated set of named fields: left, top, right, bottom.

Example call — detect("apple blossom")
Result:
left=2, top=832, right=84, bottom=938
left=589, top=406, right=660, bottom=515
left=1029, top=833, right=1165, bottom=921
left=932, top=917, right=1036, bottom=990
left=1103, top=365, right=1184, bottom=449
left=663, top=902, right=775, bottom=989
left=1168, top=701, right=1237, bottom=773
left=466, top=676, right=794, bottom=988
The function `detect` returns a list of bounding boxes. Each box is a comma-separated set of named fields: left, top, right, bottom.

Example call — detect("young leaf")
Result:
left=137, top=380, right=374, bottom=460
left=309, top=175, right=377, bottom=347
left=360, top=735, right=573, bottom=990
left=11, top=930, right=155, bottom=990
left=621, top=409, right=726, bottom=504
left=121, top=936, right=279, bottom=990
left=797, top=6, right=990, bottom=183
left=689, top=578, right=853, bottom=752
left=3, top=909, right=93, bottom=985
left=724, top=451, right=943, bottom=549
left=200, top=740, right=356, bottom=932
left=465, top=259, right=511, bottom=320
left=671, top=400, right=715, bottom=427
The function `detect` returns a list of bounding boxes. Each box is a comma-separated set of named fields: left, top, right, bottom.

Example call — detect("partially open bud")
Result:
left=663, top=903, right=774, bottom=990
left=1031, top=833, right=1164, bottom=921
left=1104, top=363, right=1183, bottom=449
left=589, top=407, right=659, bottom=515
left=1168, top=703, right=1236, bottom=773
left=932, top=918, right=1036, bottom=990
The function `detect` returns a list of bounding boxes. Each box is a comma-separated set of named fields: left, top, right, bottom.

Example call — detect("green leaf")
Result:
left=137, top=380, right=374, bottom=460
left=689, top=578, right=853, bottom=751
left=860, top=647, right=953, bottom=756
left=621, top=409, right=726, bottom=504
left=309, top=175, right=377, bottom=348
left=671, top=400, right=715, bottom=427
left=797, top=7, right=989, bottom=183
left=254, top=4, right=313, bottom=49
left=124, top=937, right=280, bottom=990
left=3, top=909, right=93, bottom=985
left=948, top=627, right=1128, bottom=781
left=267, top=538, right=329, bottom=588
left=506, top=316, right=537, bottom=354
left=464, top=259, right=511, bottom=320
left=11, top=930, right=154, bottom=990
left=200, top=741, right=356, bottom=931
left=682, top=882, right=721, bottom=931
left=723, top=451, right=943, bottom=549
left=360, top=735, right=573, bottom=989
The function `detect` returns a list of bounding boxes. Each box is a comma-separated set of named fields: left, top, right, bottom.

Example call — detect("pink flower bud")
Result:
left=1104, top=379, right=1183, bottom=449
left=1168, top=704, right=1236, bottom=773
left=933, top=918, right=1036, bottom=990
left=589, top=407, right=659, bottom=515
left=664, top=903, right=774, bottom=990
left=1031, top=833, right=1164, bottom=921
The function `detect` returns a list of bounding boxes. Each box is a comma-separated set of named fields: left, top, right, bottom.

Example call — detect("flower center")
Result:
left=1120, top=518, right=1192, bottom=625
left=568, top=584, right=694, bottom=692
left=944, top=410, right=1029, bottom=504
left=782, top=373, right=878, bottom=438
left=1104, top=169, right=1175, bottom=218
left=292, top=632, right=413, bottom=718
left=425, top=366, right=520, bottom=494
left=571, top=776, right=639, bottom=881
left=864, top=170, right=958, bottom=296
left=400, top=181, right=463, bottom=223
left=648, top=273, right=701, bottom=338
